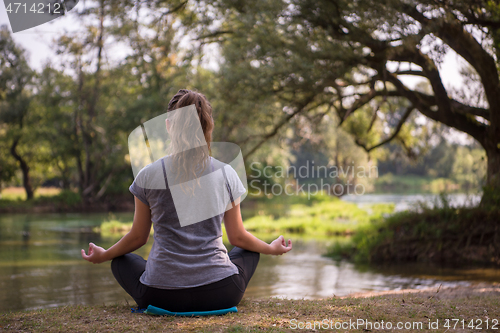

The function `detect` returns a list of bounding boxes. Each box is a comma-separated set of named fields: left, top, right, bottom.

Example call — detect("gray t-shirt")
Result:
left=129, top=156, right=245, bottom=289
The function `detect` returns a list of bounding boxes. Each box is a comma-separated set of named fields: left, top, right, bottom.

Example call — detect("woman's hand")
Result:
left=80, top=197, right=151, bottom=264
left=81, top=242, right=108, bottom=264
left=269, top=235, right=292, bottom=255
left=224, top=202, right=293, bottom=255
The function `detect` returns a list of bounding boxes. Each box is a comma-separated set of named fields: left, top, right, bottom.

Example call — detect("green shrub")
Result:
left=242, top=193, right=394, bottom=237
left=326, top=202, right=500, bottom=265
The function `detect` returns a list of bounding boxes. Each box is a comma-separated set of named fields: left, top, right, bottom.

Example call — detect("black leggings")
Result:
left=111, top=246, right=260, bottom=312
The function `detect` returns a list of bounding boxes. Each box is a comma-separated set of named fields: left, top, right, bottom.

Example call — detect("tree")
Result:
left=190, top=0, right=500, bottom=205
left=50, top=0, right=193, bottom=203
left=52, top=0, right=128, bottom=204
left=0, top=133, right=16, bottom=196
left=0, top=25, right=35, bottom=199
left=34, top=64, right=80, bottom=190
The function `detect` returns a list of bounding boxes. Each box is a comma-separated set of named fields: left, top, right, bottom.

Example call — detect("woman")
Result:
left=81, top=89, right=292, bottom=312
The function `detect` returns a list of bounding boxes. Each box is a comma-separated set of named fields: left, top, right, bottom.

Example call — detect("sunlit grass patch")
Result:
left=94, top=193, right=394, bottom=239
left=95, top=220, right=154, bottom=238
left=0, top=186, right=62, bottom=201
left=0, top=187, right=81, bottom=209
left=243, top=193, right=394, bottom=237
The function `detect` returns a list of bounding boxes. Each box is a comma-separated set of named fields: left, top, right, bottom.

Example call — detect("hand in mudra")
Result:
left=81, top=242, right=107, bottom=264
left=269, top=235, right=292, bottom=255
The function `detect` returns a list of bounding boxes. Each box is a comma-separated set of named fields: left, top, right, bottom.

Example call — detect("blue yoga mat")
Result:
left=137, top=305, right=238, bottom=317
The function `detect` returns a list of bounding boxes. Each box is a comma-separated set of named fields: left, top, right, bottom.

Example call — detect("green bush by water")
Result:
left=242, top=193, right=394, bottom=236
left=35, top=189, right=82, bottom=206
left=326, top=194, right=500, bottom=265
left=96, top=193, right=395, bottom=240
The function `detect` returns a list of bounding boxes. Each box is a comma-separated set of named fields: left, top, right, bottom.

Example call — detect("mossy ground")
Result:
left=1, top=283, right=499, bottom=332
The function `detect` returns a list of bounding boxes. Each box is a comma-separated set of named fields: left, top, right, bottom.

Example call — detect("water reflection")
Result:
left=0, top=212, right=136, bottom=312
left=244, top=239, right=480, bottom=300
left=0, top=262, right=131, bottom=311
left=0, top=201, right=498, bottom=313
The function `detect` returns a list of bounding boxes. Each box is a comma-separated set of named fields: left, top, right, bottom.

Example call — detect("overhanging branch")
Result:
left=403, top=3, right=500, bottom=131
left=242, top=94, right=318, bottom=159
left=386, top=73, right=487, bottom=145
left=355, top=105, right=414, bottom=153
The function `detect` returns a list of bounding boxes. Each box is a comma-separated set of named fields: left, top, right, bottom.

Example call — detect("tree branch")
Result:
left=356, top=105, right=414, bottom=152
left=393, top=70, right=426, bottom=77
left=403, top=4, right=500, bottom=133
left=243, top=94, right=318, bottom=159
left=386, top=73, right=487, bottom=145
left=388, top=44, right=452, bottom=115
left=194, top=30, right=234, bottom=41
left=339, top=89, right=402, bottom=124
left=340, top=89, right=377, bottom=123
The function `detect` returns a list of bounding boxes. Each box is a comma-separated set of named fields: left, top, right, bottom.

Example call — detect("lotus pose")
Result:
left=81, top=89, right=292, bottom=312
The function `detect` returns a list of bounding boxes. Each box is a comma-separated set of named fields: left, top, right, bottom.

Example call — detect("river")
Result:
left=0, top=193, right=498, bottom=312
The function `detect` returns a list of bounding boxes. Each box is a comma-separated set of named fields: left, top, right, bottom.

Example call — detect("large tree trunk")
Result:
left=10, top=138, right=34, bottom=201
left=481, top=144, right=500, bottom=207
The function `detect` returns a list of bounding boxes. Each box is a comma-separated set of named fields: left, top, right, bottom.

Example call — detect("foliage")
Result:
left=0, top=188, right=81, bottom=210
left=34, top=189, right=82, bottom=207
left=0, top=24, right=37, bottom=198
left=0, top=1, right=193, bottom=202
left=375, top=173, right=434, bottom=188
left=91, top=193, right=394, bottom=239
left=451, top=146, right=487, bottom=189
left=1, top=0, right=497, bottom=206
left=190, top=0, right=500, bottom=203
left=288, top=112, right=379, bottom=192
left=327, top=197, right=500, bottom=265
left=242, top=193, right=394, bottom=236
left=378, top=138, right=486, bottom=190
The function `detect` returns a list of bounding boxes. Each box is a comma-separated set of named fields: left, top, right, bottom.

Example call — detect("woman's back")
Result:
left=129, top=155, right=245, bottom=289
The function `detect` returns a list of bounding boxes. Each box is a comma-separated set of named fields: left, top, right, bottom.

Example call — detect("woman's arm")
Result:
left=81, top=196, right=152, bottom=264
left=223, top=199, right=292, bottom=255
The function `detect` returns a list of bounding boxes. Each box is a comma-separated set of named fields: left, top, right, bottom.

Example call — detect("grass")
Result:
left=1, top=284, right=499, bottom=332
left=375, top=174, right=436, bottom=188
left=0, top=186, right=62, bottom=201
left=0, top=187, right=82, bottom=211
left=326, top=195, right=500, bottom=265
left=242, top=194, right=393, bottom=236
left=94, top=220, right=150, bottom=238
left=95, top=193, right=395, bottom=241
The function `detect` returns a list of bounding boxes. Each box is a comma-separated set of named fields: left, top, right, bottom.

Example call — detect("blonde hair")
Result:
left=166, top=89, right=214, bottom=195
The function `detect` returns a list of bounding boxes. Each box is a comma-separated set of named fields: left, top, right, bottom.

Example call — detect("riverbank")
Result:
left=0, top=179, right=464, bottom=215
left=0, top=187, right=134, bottom=213
left=327, top=201, right=500, bottom=266
left=373, top=174, right=467, bottom=193
left=1, top=283, right=498, bottom=332
left=95, top=193, right=394, bottom=240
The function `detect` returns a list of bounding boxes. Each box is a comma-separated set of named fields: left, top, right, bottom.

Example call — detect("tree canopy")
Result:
left=0, top=0, right=497, bottom=204
left=189, top=0, right=500, bottom=204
